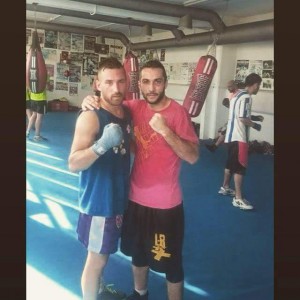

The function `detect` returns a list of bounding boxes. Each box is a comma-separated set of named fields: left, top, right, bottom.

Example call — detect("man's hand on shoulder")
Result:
left=81, top=95, right=101, bottom=111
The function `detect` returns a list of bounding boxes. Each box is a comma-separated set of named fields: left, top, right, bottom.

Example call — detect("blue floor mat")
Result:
left=26, top=112, right=274, bottom=299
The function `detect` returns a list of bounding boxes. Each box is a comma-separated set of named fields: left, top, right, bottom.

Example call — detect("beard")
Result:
left=103, top=92, right=124, bottom=105
left=142, top=90, right=165, bottom=105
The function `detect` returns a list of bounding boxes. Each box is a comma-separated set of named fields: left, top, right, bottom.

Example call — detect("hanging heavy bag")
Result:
left=182, top=54, right=217, bottom=117
left=26, top=30, right=47, bottom=93
left=123, top=51, right=140, bottom=100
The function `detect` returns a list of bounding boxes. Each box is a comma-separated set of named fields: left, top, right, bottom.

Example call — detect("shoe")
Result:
left=205, top=144, right=217, bottom=152
left=218, top=186, right=235, bottom=196
left=126, top=290, right=148, bottom=300
left=33, top=135, right=48, bottom=142
left=98, top=284, right=127, bottom=300
left=232, top=198, right=254, bottom=210
left=26, top=131, right=30, bottom=138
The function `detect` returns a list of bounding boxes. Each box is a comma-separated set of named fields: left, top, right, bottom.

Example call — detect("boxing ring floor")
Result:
left=26, top=111, right=274, bottom=300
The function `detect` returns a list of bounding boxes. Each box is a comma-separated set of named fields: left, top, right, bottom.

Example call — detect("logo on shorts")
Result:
left=115, top=215, right=123, bottom=228
left=151, top=233, right=171, bottom=261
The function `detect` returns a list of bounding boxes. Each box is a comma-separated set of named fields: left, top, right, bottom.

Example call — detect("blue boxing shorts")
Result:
left=76, top=213, right=123, bottom=254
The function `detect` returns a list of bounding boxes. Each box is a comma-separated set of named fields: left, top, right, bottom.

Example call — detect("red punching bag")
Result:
left=183, top=54, right=217, bottom=117
left=123, top=51, right=140, bottom=100
left=26, top=30, right=47, bottom=93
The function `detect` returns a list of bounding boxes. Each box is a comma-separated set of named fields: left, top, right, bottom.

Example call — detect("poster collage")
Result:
left=235, top=59, right=274, bottom=91
left=134, top=49, right=194, bottom=85
left=133, top=48, right=195, bottom=85
left=26, top=28, right=124, bottom=96
left=135, top=49, right=274, bottom=91
left=27, top=28, right=274, bottom=93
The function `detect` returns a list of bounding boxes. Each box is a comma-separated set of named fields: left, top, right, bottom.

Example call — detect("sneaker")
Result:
left=126, top=290, right=149, bottom=300
left=98, top=284, right=127, bottom=300
left=218, top=186, right=235, bottom=196
left=26, top=131, right=30, bottom=138
left=205, top=144, right=217, bottom=152
left=232, top=198, right=254, bottom=210
left=33, top=135, right=48, bottom=142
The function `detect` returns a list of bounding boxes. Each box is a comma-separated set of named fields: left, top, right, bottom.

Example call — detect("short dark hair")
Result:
left=98, top=57, right=124, bottom=72
left=140, top=59, right=167, bottom=81
left=245, top=73, right=262, bottom=87
left=237, top=81, right=246, bottom=89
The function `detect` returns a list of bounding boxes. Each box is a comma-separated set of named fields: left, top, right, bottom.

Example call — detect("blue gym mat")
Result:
left=26, top=111, right=274, bottom=300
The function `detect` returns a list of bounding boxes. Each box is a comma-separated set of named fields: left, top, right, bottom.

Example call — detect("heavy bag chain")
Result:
left=207, top=34, right=219, bottom=58
left=127, top=23, right=132, bottom=53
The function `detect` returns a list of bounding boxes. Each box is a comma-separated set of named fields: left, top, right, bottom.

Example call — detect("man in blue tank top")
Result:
left=69, top=57, right=132, bottom=300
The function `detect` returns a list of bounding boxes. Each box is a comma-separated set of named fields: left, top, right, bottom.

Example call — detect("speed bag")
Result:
left=26, top=30, right=47, bottom=93
left=123, top=51, right=140, bottom=100
left=183, top=55, right=217, bottom=117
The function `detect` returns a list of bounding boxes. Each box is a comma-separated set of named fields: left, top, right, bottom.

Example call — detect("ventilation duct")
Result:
left=68, top=0, right=226, bottom=33
left=26, top=3, right=184, bottom=38
left=27, top=19, right=273, bottom=50
left=131, top=19, right=274, bottom=50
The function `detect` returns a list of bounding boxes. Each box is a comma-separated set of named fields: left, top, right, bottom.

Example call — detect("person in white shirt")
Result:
left=206, top=80, right=241, bottom=152
left=218, top=73, right=263, bottom=210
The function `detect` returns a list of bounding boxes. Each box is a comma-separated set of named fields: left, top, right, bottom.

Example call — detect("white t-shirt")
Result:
left=225, top=90, right=252, bottom=143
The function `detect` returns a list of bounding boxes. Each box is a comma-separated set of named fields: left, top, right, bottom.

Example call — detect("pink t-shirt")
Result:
left=125, top=99, right=199, bottom=209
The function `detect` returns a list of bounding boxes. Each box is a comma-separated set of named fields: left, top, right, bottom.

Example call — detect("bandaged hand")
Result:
left=252, top=122, right=262, bottom=131
left=256, top=115, right=264, bottom=122
left=251, top=115, right=264, bottom=122
left=92, top=123, right=123, bottom=156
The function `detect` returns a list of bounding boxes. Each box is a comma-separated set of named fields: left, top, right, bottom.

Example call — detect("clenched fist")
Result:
left=149, top=113, right=169, bottom=136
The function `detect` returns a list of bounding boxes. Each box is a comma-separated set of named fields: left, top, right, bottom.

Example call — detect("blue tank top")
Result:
left=78, top=106, right=132, bottom=217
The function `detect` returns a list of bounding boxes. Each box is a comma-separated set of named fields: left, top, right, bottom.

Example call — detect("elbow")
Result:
left=187, top=146, right=200, bottom=164
left=68, top=157, right=79, bottom=173
left=188, top=155, right=199, bottom=165
left=186, top=151, right=199, bottom=165
left=68, top=164, right=77, bottom=173
left=240, top=118, right=249, bottom=126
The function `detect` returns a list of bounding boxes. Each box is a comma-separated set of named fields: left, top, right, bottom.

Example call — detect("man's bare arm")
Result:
left=240, top=117, right=262, bottom=131
left=68, top=111, right=99, bottom=172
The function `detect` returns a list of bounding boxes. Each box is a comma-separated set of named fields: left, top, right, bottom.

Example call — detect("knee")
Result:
left=85, top=253, right=108, bottom=273
left=30, top=113, right=37, bottom=120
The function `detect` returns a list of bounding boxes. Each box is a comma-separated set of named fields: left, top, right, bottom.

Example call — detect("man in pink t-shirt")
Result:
left=82, top=60, right=199, bottom=300
left=126, top=97, right=198, bottom=209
